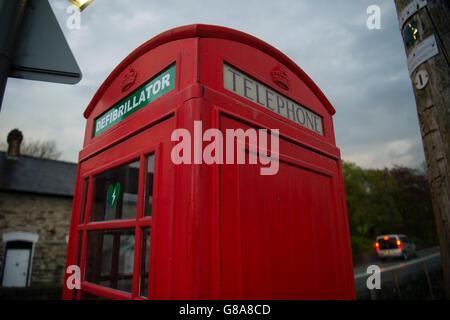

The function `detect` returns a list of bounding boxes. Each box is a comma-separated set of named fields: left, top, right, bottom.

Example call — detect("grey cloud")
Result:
left=0, top=0, right=425, bottom=169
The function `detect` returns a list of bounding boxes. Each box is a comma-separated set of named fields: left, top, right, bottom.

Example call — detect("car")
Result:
left=375, top=234, right=417, bottom=262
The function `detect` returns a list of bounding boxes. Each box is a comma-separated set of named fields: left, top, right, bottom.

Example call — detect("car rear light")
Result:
left=384, top=236, right=389, bottom=240
left=396, top=240, right=401, bottom=250
left=375, top=242, right=380, bottom=252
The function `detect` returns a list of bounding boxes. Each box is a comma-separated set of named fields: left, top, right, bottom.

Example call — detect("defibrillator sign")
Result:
left=93, top=64, right=176, bottom=137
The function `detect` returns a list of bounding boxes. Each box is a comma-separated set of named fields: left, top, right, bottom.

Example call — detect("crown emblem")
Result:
left=271, top=65, right=289, bottom=90
left=121, top=67, right=138, bottom=92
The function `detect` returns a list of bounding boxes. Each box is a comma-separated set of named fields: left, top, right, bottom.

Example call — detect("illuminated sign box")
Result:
left=223, top=63, right=323, bottom=135
left=93, top=64, right=175, bottom=137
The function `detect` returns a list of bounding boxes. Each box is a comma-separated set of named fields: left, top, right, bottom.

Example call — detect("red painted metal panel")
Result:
left=219, top=116, right=354, bottom=299
left=198, top=38, right=336, bottom=144
left=64, top=24, right=354, bottom=300
left=83, top=24, right=334, bottom=120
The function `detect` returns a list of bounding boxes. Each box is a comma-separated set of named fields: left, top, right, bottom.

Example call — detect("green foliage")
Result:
left=350, top=236, right=376, bottom=255
left=342, top=160, right=437, bottom=255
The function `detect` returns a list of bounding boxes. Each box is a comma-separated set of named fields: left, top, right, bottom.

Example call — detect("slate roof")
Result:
left=0, top=152, right=77, bottom=197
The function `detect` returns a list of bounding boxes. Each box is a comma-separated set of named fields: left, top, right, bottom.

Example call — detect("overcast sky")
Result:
left=0, top=0, right=425, bottom=169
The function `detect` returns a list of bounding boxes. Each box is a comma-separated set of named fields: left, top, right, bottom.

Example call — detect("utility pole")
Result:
left=393, top=0, right=450, bottom=298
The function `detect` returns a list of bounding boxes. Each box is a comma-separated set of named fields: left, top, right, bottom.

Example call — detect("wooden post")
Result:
left=423, top=260, right=435, bottom=299
left=392, top=270, right=402, bottom=299
left=393, top=0, right=450, bottom=299
left=369, top=288, right=378, bottom=300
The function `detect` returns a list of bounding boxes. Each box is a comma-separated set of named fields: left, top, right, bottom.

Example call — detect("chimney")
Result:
left=7, top=129, right=23, bottom=157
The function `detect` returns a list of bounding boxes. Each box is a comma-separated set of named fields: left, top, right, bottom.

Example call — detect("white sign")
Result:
left=398, top=0, right=428, bottom=30
left=415, top=69, right=429, bottom=90
left=407, top=35, right=439, bottom=75
left=223, top=63, right=324, bottom=135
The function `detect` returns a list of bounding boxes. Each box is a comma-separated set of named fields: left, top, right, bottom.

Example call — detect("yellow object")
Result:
left=68, top=0, right=94, bottom=11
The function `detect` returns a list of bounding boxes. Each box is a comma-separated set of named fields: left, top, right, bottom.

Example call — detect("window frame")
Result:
left=74, top=143, right=160, bottom=300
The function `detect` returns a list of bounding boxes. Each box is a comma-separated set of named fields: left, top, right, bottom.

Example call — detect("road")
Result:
left=353, top=246, right=441, bottom=279
left=353, top=246, right=442, bottom=299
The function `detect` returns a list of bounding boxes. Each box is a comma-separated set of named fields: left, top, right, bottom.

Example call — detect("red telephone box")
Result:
left=63, top=24, right=355, bottom=300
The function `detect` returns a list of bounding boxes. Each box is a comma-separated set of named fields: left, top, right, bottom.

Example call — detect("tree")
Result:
left=0, top=138, right=62, bottom=160
left=389, top=165, right=437, bottom=246
left=342, top=160, right=436, bottom=255
left=342, top=161, right=403, bottom=254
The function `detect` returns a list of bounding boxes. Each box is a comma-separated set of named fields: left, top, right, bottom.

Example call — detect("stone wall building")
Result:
left=0, top=130, right=76, bottom=287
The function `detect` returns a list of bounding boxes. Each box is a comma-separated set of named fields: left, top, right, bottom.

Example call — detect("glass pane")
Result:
left=90, top=160, right=139, bottom=221
left=76, top=231, right=83, bottom=267
left=84, top=229, right=135, bottom=293
left=139, top=228, right=151, bottom=297
left=80, top=179, right=89, bottom=224
left=144, top=155, right=155, bottom=217
left=379, top=238, right=398, bottom=249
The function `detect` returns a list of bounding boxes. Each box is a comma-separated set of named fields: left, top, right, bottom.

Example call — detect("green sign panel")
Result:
left=107, top=182, right=121, bottom=209
left=404, top=21, right=419, bottom=49
left=93, top=64, right=176, bottom=137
